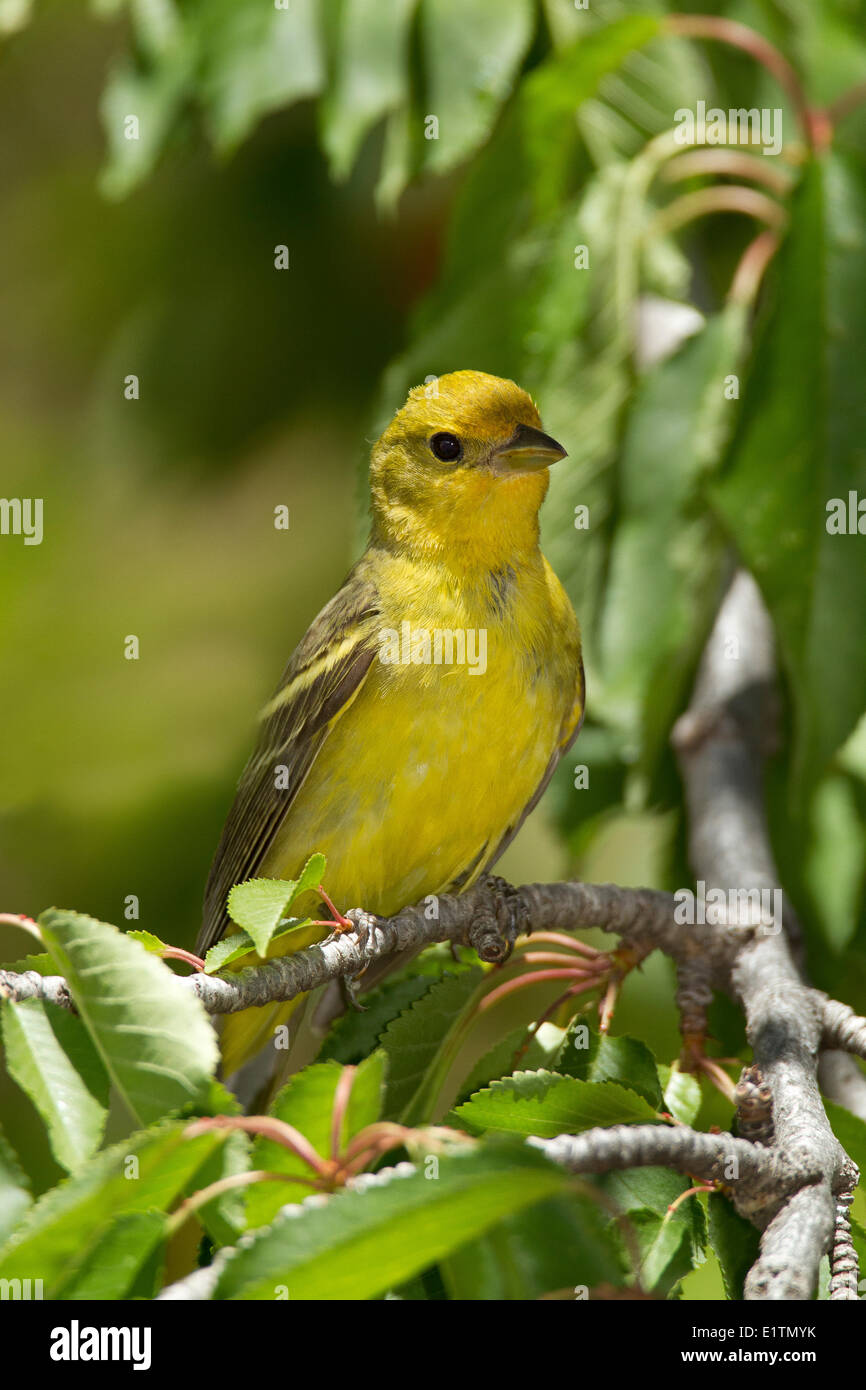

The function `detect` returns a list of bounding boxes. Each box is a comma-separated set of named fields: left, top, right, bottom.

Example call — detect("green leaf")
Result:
left=38, top=909, right=218, bottom=1126
left=320, top=974, right=433, bottom=1063
left=99, top=41, right=193, bottom=199
left=378, top=15, right=660, bottom=399
left=441, top=1191, right=625, bottom=1299
left=226, top=853, right=326, bottom=956
left=554, top=1017, right=663, bottom=1108
left=596, top=306, right=747, bottom=777
left=321, top=0, right=418, bottom=180
left=54, top=1211, right=166, bottom=1300
left=187, top=1128, right=250, bottom=1248
left=599, top=1166, right=707, bottom=1297
left=215, top=1142, right=571, bottom=1300
left=420, top=0, right=535, bottom=175
left=345, top=1049, right=388, bottom=1140
left=707, top=1193, right=759, bottom=1301
left=658, top=1064, right=703, bottom=1127
left=203, top=915, right=312, bottom=972
left=824, top=1097, right=866, bottom=1175
left=0, top=1127, right=31, bottom=1246
left=804, top=774, right=865, bottom=952
left=198, top=0, right=324, bottom=153
left=453, top=1070, right=660, bottom=1138
left=456, top=1022, right=566, bottom=1103
left=0, top=1122, right=225, bottom=1296
left=126, top=929, right=169, bottom=954
left=379, top=968, right=485, bottom=1123
left=1, top=998, right=109, bottom=1172
left=245, top=1053, right=385, bottom=1227
left=713, top=154, right=866, bottom=793
left=2, top=953, right=54, bottom=975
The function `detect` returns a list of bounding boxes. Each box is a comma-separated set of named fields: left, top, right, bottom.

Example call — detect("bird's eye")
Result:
left=429, top=432, right=462, bottom=463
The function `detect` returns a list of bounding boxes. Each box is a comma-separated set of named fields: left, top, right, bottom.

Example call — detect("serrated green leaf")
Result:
left=658, top=1064, right=703, bottom=1127
left=2, top=954, right=54, bottom=975
left=0, top=1122, right=225, bottom=1296
left=188, top=1129, right=251, bottom=1247
left=456, top=1022, right=566, bottom=1104
left=599, top=1166, right=707, bottom=1296
left=244, top=1053, right=384, bottom=1227
left=203, top=931, right=257, bottom=973
left=226, top=854, right=325, bottom=956
left=707, top=1192, right=759, bottom=1301
left=555, top=1017, right=663, bottom=1108
left=1, top=998, right=109, bottom=1173
left=441, top=1190, right=625, bottom=1299
left=453, top=1070, right=660, bottom=1138
left=379, top=968, right=485, bottom=1123
left=54, top=1210, right=166, bottom=1300
left=215, top=1142, right=571, bottom=1300
left=320, top=974, right=434, bottom=1063
left=126, top=929, right=168, bottom=954
left=203, top=914, right=312, bottom=973
left=0, top=1127, right=31, bottom=1246
left=38, top=909, right=218, bottom=1126
left=226, top=880, right=299, bottom=953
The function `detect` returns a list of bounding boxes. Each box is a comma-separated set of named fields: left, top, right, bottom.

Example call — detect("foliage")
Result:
left=1, top=0, right=866, bottom=1299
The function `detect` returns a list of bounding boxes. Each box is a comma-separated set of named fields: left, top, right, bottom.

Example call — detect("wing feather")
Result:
left=198, top=565, right=381, bottom=954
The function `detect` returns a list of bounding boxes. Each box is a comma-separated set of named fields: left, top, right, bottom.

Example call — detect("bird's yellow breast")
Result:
left=261, top=550, right=581, bottom=917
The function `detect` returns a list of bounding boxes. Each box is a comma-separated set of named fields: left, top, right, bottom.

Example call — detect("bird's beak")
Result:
left=490, top=422, right=568, bottom=477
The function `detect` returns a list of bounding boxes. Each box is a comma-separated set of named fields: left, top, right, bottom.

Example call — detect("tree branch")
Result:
left=673, top=570, right=858, bottom=1296
left=0, top=876, right=772, bottom=1018
left=533, top=1125, right=773, bottom=1187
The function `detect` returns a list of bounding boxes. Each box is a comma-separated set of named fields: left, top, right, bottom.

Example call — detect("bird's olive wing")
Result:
left=198, top=567, right=381, bottom=954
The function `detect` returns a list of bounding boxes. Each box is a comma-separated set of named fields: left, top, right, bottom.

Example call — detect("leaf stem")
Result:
left=728, top=229, right=781, bottom=305
left=167, top=1169, right=318, bottom=1236
left=649, top=185, right=787, bottom=240
left=662, top=149, right=794, bottom=195
left=665, top=14, right=812, bottom=148
left=330, top=1065, right=357, bottom=1162
left=184, top=1114, right=332, bottom=1177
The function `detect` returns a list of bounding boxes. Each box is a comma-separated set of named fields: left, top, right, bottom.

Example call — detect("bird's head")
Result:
left=369, top=371, right=567, bottom=571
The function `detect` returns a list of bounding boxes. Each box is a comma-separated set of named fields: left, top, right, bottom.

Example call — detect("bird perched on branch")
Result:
left=198, top=370, right=584, bottom=1079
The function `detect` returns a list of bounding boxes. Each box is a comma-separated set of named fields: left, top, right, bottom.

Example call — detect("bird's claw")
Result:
left=481, top=875, right=533, bottom=963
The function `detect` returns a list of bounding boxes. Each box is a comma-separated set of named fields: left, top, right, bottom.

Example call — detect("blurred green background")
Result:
left=1, top=0, right=866, bottom=1297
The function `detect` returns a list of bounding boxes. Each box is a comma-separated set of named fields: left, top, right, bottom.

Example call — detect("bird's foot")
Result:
left=478, top=875, right=533, bottom=963
left=340, top=973, right=368, bottom=1013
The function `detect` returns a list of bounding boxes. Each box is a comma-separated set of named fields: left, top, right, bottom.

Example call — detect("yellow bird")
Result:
left=198, top=370, right=584, bottom=1078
